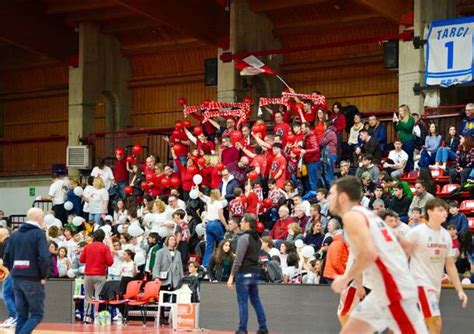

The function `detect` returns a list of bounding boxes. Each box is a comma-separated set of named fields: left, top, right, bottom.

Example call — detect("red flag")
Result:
left=234, top=55, right=275, bottom=76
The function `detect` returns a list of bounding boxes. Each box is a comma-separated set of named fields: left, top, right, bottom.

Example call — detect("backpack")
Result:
left=264, top=260, right=283, bottom=283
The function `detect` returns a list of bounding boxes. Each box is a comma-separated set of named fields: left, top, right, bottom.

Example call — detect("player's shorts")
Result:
left=350, top=293, right=428, bottom=334
left=417, top=286, right=441, bottom=318
left=337, top=286, right=359, bottom=317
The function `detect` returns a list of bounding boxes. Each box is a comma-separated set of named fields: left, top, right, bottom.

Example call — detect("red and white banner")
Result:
left=258, top=92, right=326, bottom=108
left=183, top=101, right=250, bottom=119
left=234, top=55, right=275, bottom=76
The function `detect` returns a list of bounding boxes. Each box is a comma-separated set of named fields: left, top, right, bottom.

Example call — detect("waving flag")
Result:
left=234, top=55, right=275, bottom=76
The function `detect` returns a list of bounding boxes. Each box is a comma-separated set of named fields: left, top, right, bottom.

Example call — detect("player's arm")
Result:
left=396, top=233, right=415, bottom=256
left=331, top=212, right=377, bottom=293
left=445, top=256, right=468, bottom=308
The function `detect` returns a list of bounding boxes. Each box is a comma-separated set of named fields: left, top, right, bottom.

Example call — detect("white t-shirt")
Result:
left=48, top=179, right=67, bottom=205
left=82, top=185, right=94, bottom=213
left=121, top=261, right=136, bottom=278
left=201, top=195, right=225, bottom=221
left=388, top=149, right=408, bottom=168
left=151, top=212, right=169, bottom=231
left=406, top=223, right=452, bottom=297
left=109, top=251, right=124, bottom=276
left=91, top=166, right=114, bottom=190
left=87, top=188, right=109, bottom=214
left=393, top=223, right=411, bottom=237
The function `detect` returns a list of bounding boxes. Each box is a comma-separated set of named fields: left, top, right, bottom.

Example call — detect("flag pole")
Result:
left=276, top=75, right=291, bottom=89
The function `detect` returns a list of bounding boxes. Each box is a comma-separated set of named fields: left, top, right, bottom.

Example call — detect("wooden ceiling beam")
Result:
left=122, top=38, right=206, bottom=56
left=112, top=0, right=229, bottom=48
left=355, top=0, right=412, bottom=23
left=0, top=1, right=77, bottom=62
left=102, top=19, right=159, bottom=34
left=65, top=7, right=135, bottom=25
left=46, top=0, right=116, bottom=14
left=249, top=0, right=327, bottom=13
left=274, top=14, right=386, bottom=35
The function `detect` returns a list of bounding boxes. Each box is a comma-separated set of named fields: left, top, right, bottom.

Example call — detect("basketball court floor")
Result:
left=0, top=322, right=233, bottom=334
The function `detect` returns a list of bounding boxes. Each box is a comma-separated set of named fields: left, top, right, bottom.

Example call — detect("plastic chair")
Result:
left=468, top=217, right=474, bottom=232
left=436, top=184, right=460, bottom=198
left=128, top=280, right=162, bottom=325
left=400, top=170, right=419, bottom=183
left=459, top=200, right=474, bottom=215
left=430, top=168, right=450, bottom=183
left=109, top=280, right=143, bottom=323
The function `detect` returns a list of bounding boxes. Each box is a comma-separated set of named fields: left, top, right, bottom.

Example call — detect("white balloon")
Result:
left=193, top=174, right=203, bottom=185
left=67, top=269, right=75, bottom=278
left=128, top=223, right=144, bottom=237
left=195, top=223, right=205, bottom=237
left=72, top=216, right=85, bottom=226
left=73, top=187, right=83, bottom=197
left=63, top=201, right=73, bottom=211
left=52, top=218, right=62, bottom=228
left=117, top=224, right=124, bottom=234
left=100, top=225, right=112, bottom=236
left=295, top=239, right=304, bottom=248
left=44, top=214, right=55, bottom=226
left=189, top=189, right=199, bottom=200
left=301, top=245, right=315, bottom=258
left=134, top=252, right=146, bottom=266
left=157, top=226, right=172, bottom=238
left=143, top=213, right=154, bottom=225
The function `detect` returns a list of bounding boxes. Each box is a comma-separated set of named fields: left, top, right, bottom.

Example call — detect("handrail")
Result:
left=0, top=135, right=67, bottom=144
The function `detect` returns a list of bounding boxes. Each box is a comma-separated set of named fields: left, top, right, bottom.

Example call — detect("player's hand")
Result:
left=226, top=276, right=234, bottom=289
left=459, top=290, right=468, bottom=308
left=41, top=279, right=47, bottom=285
left=331, top=275, right=349, bottom=293
left=356, top=285, right=366, bottom=300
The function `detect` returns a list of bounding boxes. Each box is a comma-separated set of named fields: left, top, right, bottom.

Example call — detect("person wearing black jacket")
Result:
left=388, top=184, right=412, bottom=223
left=227, top=214, right=269, bottom=334
left=4, top=208, right=50, bottom=334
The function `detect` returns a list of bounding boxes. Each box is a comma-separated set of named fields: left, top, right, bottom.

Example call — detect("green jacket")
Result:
left=394, top=117, right=415, bottom=142
left=145, top=243, right=161, bottom=273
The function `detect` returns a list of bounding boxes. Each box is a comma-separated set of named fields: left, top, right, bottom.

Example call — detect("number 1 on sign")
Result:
left=444, top=41, right=454, bottom=69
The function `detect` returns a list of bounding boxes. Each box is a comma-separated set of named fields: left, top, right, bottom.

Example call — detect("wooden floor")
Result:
left=0, top=322, right=234, bottom=333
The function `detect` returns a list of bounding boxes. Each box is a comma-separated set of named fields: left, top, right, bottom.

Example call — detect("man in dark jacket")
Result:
left=218, top=168, right=240, bottom=202
left=365, top=115, right=387, bottom=153
left=354, top=129, right=382, bottom=164
left=227, top=214, right=268, bottom=334
left=301, top=122, right=321, bottom=191
left=4, top=208, right=50, bottom=334
left=388, top=184, right=412, bottom=223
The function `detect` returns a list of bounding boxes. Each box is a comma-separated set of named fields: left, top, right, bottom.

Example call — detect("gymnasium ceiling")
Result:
left=0, top=0, right=469, bottom=71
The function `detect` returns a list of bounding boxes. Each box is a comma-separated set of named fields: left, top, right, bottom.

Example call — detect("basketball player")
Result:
left=406, top=198, right=468, bottom=333
left=329, top=176, right=427, bottom=334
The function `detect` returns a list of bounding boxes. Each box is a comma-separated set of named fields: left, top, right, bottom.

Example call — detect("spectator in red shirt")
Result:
left=269, top=206, right=294, bottom=241
left=220, top=137, right=240, bottom=166
left=114, top=150, right=128, bottom=199
left=141, top=155, right=156, bottom=176
left=330, top=102, right=346, bottom=157
left=273, top=111, right=291, bottom=146
left=227, top=156, right=250, bottom=187
left=300, top=122, right=321, bottom=191
left=244, top=181, right=260, bottom=216
left=239, top=144, right=268, bottom=178
left=183, top=127, right=215, bottom=155
left=269, top=143, right=287, bottom=189
left=172, top=148, right=197, bottom=200
left=314, top=108, right=327, bottom=142
left=79, top=229, right=113, bottom=321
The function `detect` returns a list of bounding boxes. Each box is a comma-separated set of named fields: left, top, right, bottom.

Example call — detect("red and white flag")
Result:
left=234, top=55, right=275, bottom=76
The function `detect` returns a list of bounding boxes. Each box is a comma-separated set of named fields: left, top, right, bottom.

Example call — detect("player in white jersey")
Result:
left=329, top=176, right=427, bottom=334
left=406, top=198, right=468, bottom=333
left=382, top=210, right=411, bottom=237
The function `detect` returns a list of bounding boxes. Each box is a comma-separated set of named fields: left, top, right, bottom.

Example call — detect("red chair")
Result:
left=109, top=280, right=143, bottom=323
left=127, top=280, right=162, bottom=325
left=468, top=217, right=474, bottom=232
left=459, top=200, right=474, bottom=215
left=436, top=184, right=460, bottom=198
left=430, top=168, right=450, bottom=183
left=400, top=170, right=419, bottom=183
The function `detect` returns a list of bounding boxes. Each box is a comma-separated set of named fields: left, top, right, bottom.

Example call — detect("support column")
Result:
left=398, top=0, right=457, bottom=114
left=217, top=0, right=281, bottom=111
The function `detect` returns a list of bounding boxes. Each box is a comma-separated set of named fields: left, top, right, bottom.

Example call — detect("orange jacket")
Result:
left=323, top=233, right=348, bottom=280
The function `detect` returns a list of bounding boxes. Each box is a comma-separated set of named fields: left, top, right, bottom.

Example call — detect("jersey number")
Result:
left=444, top=41, right=454, bottom=69
left=380, top=228, right=393, bottom=242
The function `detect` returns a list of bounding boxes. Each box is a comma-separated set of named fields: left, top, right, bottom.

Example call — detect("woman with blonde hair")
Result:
left=82, top=177, right=109, bottom=225
left=286, top=223, right=304, bottom=244
left=198, top=187, right=228, bottom=268
left=394, top=104, right=416, bottom=171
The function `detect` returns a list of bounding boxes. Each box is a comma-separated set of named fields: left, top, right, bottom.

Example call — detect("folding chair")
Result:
left=109, top=280, right=143, bottom=324
left=127, top=280, right=162, bottom=325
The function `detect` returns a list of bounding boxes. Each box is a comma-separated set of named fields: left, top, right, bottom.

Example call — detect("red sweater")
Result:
left=330, top=113, right=346, bottom=134
left=175, top=159, right=196, bottom=192
left=303, top=131, right=320, bottom=163
left=269, top=217, right=294, bottom=240
left=80, top=241, right=114, bottom=276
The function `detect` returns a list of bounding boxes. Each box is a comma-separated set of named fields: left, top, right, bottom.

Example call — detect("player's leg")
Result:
left=340, top=317, right=374, bottom=334
left=387, top=298, right=428, bottom=334
left=337, top=286, right=358, bottom=326
left=343, top=293, right=384, bottom=334
left=418, top=287, right=441, bottom=333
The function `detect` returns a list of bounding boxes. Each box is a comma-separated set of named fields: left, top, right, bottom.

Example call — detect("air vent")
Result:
left=66, top=146, right=90, bottom=169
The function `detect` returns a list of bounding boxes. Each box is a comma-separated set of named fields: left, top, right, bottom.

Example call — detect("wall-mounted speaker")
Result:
left=383, top=40, right=399, bottom=69
left=204, top=58, right=217, bottom=86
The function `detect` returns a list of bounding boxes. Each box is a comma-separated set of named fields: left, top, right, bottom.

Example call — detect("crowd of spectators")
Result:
left=0, top=99, right=473, bottom=326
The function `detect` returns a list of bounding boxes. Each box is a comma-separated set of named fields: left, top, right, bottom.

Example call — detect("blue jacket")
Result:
left=365, top=121, right=387, bottom=152
left=218, top=177, right=240, bottom=202
left=460, top=117, right=474, bottom=136
left=4, top=222, right=50, bottom=281
left=447, top=213, right=468, bottom=233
